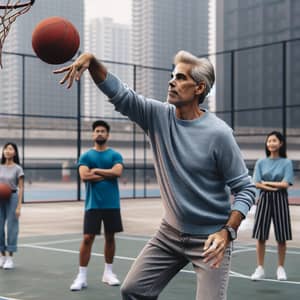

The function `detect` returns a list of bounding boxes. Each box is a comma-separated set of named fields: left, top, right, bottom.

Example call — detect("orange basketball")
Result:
left=0, top=183, right=12, bottom=203
left=32, top=16, right=80, bottom=65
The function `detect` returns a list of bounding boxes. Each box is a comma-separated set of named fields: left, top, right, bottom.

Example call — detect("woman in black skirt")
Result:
left=251, top=131, right=294, bottom=281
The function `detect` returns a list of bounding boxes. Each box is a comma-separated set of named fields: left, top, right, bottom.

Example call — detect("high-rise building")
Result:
left=84, top=17, right=131, bottom=118
left=131, top=0, right=209, bottom=102
left=215, top=0, right=300, bottom=132
left=0, top=0, right=84, bottom=117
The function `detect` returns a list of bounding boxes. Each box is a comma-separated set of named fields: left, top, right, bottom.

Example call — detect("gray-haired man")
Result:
left=54, top=50, right=255, bottom=300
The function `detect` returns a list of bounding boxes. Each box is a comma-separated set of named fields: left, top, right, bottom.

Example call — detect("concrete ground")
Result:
left=19, top=198, right=300, bottom=248
left=1, top=199, right=298, bottom=300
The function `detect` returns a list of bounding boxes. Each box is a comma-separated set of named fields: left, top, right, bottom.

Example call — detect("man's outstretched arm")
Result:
left=53, top=53, right=107, bottom=88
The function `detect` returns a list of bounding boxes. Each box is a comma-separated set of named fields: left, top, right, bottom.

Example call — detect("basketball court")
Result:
left=0, top=1, right=299, bottom=300
left=0, top=199, right=300, bottom=300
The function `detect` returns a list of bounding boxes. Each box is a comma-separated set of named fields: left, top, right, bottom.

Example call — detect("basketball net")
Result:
left=0, top=0, right=34, bottom=68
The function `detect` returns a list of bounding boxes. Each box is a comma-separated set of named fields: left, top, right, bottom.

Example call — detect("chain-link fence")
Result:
left=0, top=38, right=299, bottom=203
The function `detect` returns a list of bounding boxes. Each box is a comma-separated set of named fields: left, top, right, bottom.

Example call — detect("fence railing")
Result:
left=1, top=38, right=300, bottom=203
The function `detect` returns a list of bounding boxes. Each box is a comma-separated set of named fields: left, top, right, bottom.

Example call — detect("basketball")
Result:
left=32, top=16, right=80, bottom=65
left=0, top=183, right=12, bottom=203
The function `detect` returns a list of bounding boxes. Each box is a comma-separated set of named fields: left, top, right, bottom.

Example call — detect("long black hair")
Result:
left=265, top=131, right=287, bottom=158
left=1, top=142, right=20, bottom=164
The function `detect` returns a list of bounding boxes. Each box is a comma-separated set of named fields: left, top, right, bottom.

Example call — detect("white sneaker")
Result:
left=251, top=266, right=265, bottom=281
left=102, top=272, right=120, bottom=286
left=277, top=266, right=287, bottom=281
left=0, top=256, right=6, bottom=268
left=70, top=275, right=88, bottom=291
left=3, top=257, right=14, bottom=270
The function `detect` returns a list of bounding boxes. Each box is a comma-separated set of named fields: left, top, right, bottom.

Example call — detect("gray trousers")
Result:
left=121, top=221, right=232, bottom=300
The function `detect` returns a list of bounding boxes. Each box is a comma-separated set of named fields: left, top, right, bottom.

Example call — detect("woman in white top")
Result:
left=0, top=142, right=24, bottom=269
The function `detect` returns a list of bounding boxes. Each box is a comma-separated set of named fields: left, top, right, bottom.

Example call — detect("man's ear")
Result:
left=195, top=82, right=206, bottom=96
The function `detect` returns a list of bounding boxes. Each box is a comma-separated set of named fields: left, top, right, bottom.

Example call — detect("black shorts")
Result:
left=83, top=209, right=123, bottom=235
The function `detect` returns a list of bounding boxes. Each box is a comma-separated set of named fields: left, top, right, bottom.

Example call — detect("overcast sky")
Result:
left=85, top=0, right=132, bottom=24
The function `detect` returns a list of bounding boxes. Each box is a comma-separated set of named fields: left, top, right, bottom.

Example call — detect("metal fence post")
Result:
left=231, top=50, right=235, bottom=130
left=282, top=41, right=287, bottom=142
left=77, top=65, right=81, bottom=201
left=133, top=65, right=137, bottom=198
left=21, top=54, right=25, bottom=203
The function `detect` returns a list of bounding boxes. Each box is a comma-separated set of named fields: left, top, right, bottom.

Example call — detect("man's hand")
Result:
left=53, top=52, right=107, bottom=89
left=53, top=53, right=95, bottom=88
left=92, top=164, right=123, bottom=179
left=79, top=165, right=104, bottom=182
left=202, top=229, right=230, bottom=269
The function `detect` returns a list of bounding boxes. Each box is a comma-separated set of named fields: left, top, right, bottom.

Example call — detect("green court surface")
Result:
left=0, top=234, right=299, bottom=300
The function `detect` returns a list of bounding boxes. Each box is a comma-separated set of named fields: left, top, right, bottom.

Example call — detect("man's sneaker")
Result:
left=102, top=272, right=120, bottom=286
left=3, top=257, right=14, bottom=269
left=277, top=266, right=287, bottom=281
left=0, top=256, right=6, bottom=268
left=70, top=275, right=88, bottom=291
left=251, top=266, right=265, bottom=281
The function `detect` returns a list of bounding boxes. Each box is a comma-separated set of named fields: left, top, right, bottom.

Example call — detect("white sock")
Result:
left=104, top=263, right=113, bottom=274
left=79, top=266, right=87, bottom=277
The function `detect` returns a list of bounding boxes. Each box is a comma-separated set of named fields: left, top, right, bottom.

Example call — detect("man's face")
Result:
left=167, top=62, right=204, bottom=107
left=93, top=126, right=109, bottom=145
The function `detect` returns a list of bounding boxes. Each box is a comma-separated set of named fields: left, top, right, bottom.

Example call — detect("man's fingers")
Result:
left=53, top=65, right=72, bottom=74
left=209, top=251, right=224, bottom=269
left=203, top=236, right=214, bottom=251
left=53, top=53, right=93, bottom=88
left=76, top=66, right=87, bottom=81
left=65, top=66, right=81, bottom=88
left=59, top=67, right=73, bottom=85
left=210, top=241, right=218, bottom=249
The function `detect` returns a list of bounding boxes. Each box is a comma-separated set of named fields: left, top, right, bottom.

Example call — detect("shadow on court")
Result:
left=0, top=233, right=299, bottom=300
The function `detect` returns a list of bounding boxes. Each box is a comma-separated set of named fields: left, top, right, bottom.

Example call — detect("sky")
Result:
left=85, top=0, right=132, bottom=24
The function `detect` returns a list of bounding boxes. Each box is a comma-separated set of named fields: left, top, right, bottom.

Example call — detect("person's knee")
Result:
left=120, top=279, right=135, bottom=298
left=83, top=234, right=94, bottom=246
left=105, top=232, right=115, bottom=244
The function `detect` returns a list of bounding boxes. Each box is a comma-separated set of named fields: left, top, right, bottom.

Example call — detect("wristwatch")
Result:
left=222, top=225, right=237, bottom=241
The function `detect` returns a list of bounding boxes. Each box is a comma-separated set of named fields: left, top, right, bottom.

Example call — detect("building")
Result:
left=131, top=0, right=209, bottom=102
left=0, top=0, right=84, bottom=117
left=214, top=0, right=300, bottom=162
left=84, top=17, right=131, bottom=118
left=215, top=0, right=300, bottom=132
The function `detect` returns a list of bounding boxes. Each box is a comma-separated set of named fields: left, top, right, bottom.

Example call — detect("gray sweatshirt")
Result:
left=98, top=73, right=256, bottom=235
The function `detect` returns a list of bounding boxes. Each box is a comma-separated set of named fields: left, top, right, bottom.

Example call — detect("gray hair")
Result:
left=174, top=50, right=215, bottom=104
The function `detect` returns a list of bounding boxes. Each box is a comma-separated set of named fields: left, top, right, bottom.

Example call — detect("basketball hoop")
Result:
left=0, top=0, right=35, bottom=68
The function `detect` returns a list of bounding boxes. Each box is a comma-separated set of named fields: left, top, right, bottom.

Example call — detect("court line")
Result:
left=20, top=237, right=300, bottom=255
left=230, top=270, right=300, bottom=285
left=20, top=244, right=136, bottom=261
left=19, top=238, right=81, bottom=246
left=233, top=247, right=300, bottom=255
left=180, top=269, right=300, bottom=284
left=19, top=242, right=300, bottom=285
left=18, top=235, right=149, bottom=247
left=117, top=235, right=151, bottom=242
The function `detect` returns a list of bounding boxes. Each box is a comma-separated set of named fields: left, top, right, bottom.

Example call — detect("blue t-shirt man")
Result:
left=69, top=120, right=124, bottom=290
left=78, top=148, right=123, bottom=210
